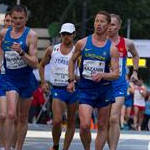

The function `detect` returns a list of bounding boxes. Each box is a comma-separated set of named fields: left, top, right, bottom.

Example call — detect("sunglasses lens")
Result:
left=5, top=19, right=11, bottom=22
left=61, top=32, right=72, bottom=36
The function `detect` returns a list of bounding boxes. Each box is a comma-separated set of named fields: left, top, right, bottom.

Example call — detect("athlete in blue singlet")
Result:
left=0, top=5, right=38, bottom=150
left=107, top=14, right=139, bottom=150
left=0, top=12, right=13, bottom=150
left=68, top=11, right=119, bottom=150
left=120, top=78, right=134, bottom=130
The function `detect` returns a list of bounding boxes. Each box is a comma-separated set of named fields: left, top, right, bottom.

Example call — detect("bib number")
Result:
left=82, top=60, right=105, bottom=80
left=5, top=51, right=27, bottom=69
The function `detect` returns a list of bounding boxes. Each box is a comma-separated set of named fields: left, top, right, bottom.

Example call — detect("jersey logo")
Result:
left=85, top=48, right=92, bottom=51
left=103, top=52, right=106, bottom=56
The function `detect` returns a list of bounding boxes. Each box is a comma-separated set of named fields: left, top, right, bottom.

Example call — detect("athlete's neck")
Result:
left=93, top=32, right=107, bottom=41
left=60, top=42, right=74, bottom=55
left=92, top=33, right=107, bottom=47
left=62, top=42, right=74, bottom=49
left=13, top=26, right=25, bottom=33
left=109, top=34, right=120, bottom=45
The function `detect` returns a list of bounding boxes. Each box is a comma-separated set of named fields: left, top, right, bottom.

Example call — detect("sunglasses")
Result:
left=5, top=19, right=11, bottom=22
left=61, top=32, right=73, bottom=36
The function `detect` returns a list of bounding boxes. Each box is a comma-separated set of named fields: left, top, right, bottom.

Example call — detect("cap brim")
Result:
left=60, top=30, right=73, bottom=34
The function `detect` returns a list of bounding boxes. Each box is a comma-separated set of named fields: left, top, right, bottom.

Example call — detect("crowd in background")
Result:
left=29, top=75, right=150, bottom=131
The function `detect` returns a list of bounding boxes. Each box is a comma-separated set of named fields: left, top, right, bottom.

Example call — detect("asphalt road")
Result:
left=22, top=124, right=150, bottom=150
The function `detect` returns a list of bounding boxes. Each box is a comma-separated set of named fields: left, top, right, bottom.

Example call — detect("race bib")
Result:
left=5, top=51, right=27, bottom=69
left=53, top=67, right=68, bottom=84
left=119, top=58, right=123, bottom=75
left=82, top=60, right=105, bottom=80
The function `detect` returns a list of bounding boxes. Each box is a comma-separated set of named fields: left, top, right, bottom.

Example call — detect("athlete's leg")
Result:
left=4, top=91, right=18, bottom=150
left=0, top=96, right=6, bottom=147
left=95, top=104, right=110, bottom=150
left=120, top=105, right=126, bottom=128
left=79, top=104, right=93, bottom=150
left=62, top=102, right=78, bottom=150
left=148, top=119, right=150, bottom=131
left=15, top=97, right=32, bottom=150
left=11, top=102, right=19, bottom=149
left=133, top=106, right=139, bottom=130
left=50, top=99, right=66, bottom=150
left=126, top=107, right=132, bottom=124
left=108, top=97, right=124, bottom=150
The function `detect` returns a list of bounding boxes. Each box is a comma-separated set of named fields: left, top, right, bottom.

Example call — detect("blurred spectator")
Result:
left=28, top=83, right=46, bottom=123
left=142, top=93, right=150, bottom=131
left=133, top=79, right=147, bottom=131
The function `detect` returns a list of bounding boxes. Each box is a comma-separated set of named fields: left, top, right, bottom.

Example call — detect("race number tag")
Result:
left=5, top=51, right=27, bottom=69
left=119, top=58, right=123, bottom=75
left=53, top=67, right=68, bottom=84
left=82, top=60, right=105, bottom=80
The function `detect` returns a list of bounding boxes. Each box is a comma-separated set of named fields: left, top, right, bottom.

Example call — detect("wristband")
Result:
left=68, top=79, right=74, bottom=83
left=19, top=50, right=25, bottom=56
left=133, top=69, right=138, bottom=73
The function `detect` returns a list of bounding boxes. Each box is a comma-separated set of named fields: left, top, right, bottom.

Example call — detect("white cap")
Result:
left=60, top=23, right=75, bottom=34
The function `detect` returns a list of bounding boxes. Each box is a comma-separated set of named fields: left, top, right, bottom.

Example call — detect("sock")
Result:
left=53, top=145, right=59, bottom=150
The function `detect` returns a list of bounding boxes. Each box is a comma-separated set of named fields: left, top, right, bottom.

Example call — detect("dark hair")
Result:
left=110, top=14, right=122, bottom=25
left=95, top=11, right=111, bottom=23
left=5, top=11, right=11, bottom=18
left=11, top=4, right=28, bottom=17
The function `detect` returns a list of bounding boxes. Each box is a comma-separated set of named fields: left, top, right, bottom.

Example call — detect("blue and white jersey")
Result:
left=2, top=27, right=33, bottom=80
left=79, top=35, right=112, bottom=89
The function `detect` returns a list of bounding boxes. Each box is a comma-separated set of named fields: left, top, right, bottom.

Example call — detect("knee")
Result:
left=97, top=120, right=108, bottom=130
left=8, top=112, right=16, bottom=120
left=80, top=121, right=91, bottom=132
left=18, top=114, right=28, bottom=124
left=67, top=118, right=75, bottom=128
left=0, top=113, right=6, bottom=122
left=53, top=118, right=62, bottom=127
left=109, top=115, right=119, bottom=125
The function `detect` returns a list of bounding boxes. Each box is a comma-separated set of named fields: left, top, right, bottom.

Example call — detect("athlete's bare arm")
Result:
left=23, top=30, right=39, bottom=68
left=68, top=38, right=86, bottom=80
left=125, top=38, right=139, bottom=80
left=67, top=38, right=86, bottom=93
left=0, top=28, right=8, bottom=68
left=39, top=46, right=53, bottom=84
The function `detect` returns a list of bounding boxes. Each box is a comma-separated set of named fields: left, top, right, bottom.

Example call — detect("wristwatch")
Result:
left=68, top=79, right=74, bottom=83
left=19, top=50, right=25, bottom=56
left=133, top=69, right=138, bottom=73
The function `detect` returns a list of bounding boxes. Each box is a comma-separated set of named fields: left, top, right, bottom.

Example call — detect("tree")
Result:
left=2, top=0, right=150, bottom=39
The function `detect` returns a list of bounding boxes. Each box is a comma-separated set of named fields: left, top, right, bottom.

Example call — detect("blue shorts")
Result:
left=0, top=74, right=5, bottom=97
left=113, top=83, right=128, bottom=98
left=3, top=73, right=38, bottom=98
left=78, top=84, right=114, bottom=108
left=51, top=86, right=78, bottom=104
left=124, top=98, right=133, bottom=107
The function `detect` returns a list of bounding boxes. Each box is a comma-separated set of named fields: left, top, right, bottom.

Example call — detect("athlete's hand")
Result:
left=92, top=73, right=103, bottom=82
left=41, top=82, right=49, bottom=93
left=67, top=82, right=75, bottom=93
left=11, top=42, right=22, bottom=53
left=131, top=71, right=138, bottom=82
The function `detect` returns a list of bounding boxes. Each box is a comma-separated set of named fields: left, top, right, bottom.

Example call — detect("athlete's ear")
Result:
left=26, top=16, right=28, bottom=22
left=118, top=23, right=121, bottom=30
left=73, top=32, right=76, bottom=38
